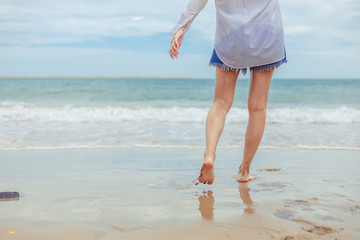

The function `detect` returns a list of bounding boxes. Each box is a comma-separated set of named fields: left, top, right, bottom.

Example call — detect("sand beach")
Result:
left=1, top=148, right=359, bottom=239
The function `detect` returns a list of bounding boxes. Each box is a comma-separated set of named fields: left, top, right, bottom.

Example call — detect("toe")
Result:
left=193, top=178, right=200, bottom=185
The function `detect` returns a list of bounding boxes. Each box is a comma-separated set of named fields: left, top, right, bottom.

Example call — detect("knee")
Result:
left=214, top=97, right=233, bottom=114
left=247, top=101, right=266, bottom=113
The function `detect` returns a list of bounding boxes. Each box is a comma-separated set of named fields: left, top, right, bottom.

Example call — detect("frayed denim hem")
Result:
left=209, top=57, right=287, bottom=76
left=250, top=58, right=288, bottom=73
left=209, top=63, right=248, bottom=76
left=209, top=48, right=287, bottom=76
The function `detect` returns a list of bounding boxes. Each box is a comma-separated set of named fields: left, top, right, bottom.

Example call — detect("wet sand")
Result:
left=0, top=148, right=359, bottom=239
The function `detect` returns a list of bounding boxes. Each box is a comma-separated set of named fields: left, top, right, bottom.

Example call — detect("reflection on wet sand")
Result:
left=197, top=183, right=256, bottom=220
left=239, top=182, right=255, bottom=214
left=198, top=190, right=215, bottom=220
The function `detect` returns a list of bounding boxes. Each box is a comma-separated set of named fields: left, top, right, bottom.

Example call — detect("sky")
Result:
left=0, top=0, right=359, bottom=79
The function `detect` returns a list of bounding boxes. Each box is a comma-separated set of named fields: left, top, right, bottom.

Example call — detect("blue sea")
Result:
left=0, top=77, right=359, bottom=150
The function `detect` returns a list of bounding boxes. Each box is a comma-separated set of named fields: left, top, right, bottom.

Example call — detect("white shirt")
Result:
left=170, top=0, right=286, bottom=69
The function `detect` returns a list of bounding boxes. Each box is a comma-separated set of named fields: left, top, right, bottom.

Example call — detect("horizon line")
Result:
left=0, top=76, right=191, bottom=79
left=0, top=76, right=359, bottom=80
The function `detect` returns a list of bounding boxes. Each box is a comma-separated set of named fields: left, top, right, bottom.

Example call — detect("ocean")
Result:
left=0, top=77, right=359, bottom=150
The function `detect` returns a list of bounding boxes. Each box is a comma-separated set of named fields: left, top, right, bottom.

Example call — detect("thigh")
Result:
left=213, top=67, right=239, bottom=107
left=248, top=69, right=274, bottom=109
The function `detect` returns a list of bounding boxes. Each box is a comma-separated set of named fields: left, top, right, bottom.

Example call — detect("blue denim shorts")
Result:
left=209, top=49, right=287, bottom=75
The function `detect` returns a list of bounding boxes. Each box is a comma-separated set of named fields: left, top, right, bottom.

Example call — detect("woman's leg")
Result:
left=198, top=67, right=239, bottom=185
left=238, top=69, right=274, bottom=182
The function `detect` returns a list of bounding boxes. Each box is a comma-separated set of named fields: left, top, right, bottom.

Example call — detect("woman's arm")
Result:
left=169, top=21, right=190, bottom=59
left=169, top=0, right=208, bottom=59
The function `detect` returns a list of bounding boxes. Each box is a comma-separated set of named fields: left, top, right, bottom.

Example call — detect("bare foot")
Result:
left=237, top=163, right=256, bottom=182
left=238, top=175, right=256, bottom=182
left=197, top=156, right=215, bottom=185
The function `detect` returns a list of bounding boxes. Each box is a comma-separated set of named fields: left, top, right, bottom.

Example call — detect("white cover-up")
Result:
left=170, top=0, right=286, bottom=69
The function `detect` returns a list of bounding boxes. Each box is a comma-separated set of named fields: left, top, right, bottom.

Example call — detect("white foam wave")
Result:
left=0, top=102, right=359, bottom=124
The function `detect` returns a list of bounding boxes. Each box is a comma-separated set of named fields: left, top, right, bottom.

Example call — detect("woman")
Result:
left=169, top=0, right=287, bottom=184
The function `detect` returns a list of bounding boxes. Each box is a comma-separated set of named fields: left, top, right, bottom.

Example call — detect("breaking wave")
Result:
left=1, top=102, right=359, bottom=124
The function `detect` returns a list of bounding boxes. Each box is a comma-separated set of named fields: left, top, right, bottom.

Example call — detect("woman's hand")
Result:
left=169, top=28, right=185, bottom=59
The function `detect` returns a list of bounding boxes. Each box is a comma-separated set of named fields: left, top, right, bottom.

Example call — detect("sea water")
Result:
left=0, top=77, right=359, bottom=150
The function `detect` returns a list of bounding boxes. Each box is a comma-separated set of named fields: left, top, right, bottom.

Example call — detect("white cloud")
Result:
left=132, top=16, right=145, bottom=21
left=281, top=0, right=360, bottom=44
left=1, top=0, right=358, bottom=47
left=0, top=0, right=192, bottom=44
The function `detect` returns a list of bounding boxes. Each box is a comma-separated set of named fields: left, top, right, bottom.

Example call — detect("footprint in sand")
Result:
left=256, top=168, right=281, bottom=172
left=291, top=218, right=341, bottom=236
left=309, top=197, right=318, bottom=201
left=302, top=224, right=339, bottom=236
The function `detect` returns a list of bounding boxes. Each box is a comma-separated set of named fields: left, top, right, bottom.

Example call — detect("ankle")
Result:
left=204, top=151, right=216, bottom=161
left=239, top=170, right=249, bottom=177
left=239, top=163, right=250, bottom=174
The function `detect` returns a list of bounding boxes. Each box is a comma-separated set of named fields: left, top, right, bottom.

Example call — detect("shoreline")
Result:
left=1, top=146, right=360, bottom=152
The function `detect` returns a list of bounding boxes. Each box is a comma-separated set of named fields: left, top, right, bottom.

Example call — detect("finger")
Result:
left=173, top=44, right=180, bottom=55
left=171, top=46, right=179, bottom=57
left=169, top=39, right=180, bottom=58
left=174, top=37, right=179, bottom=49
left=169, top=47, right=175, bottom=58
left=171, top=44, right=176, bottom=52
left=169, top=44, right=174, bottom=55
left=171, top=41, right=178, bottom=51
left=171, top=49, right=178, bottom=58
left=169, top=47, right=176, bottom=58
left=170, top=50, right=176, bottom=59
